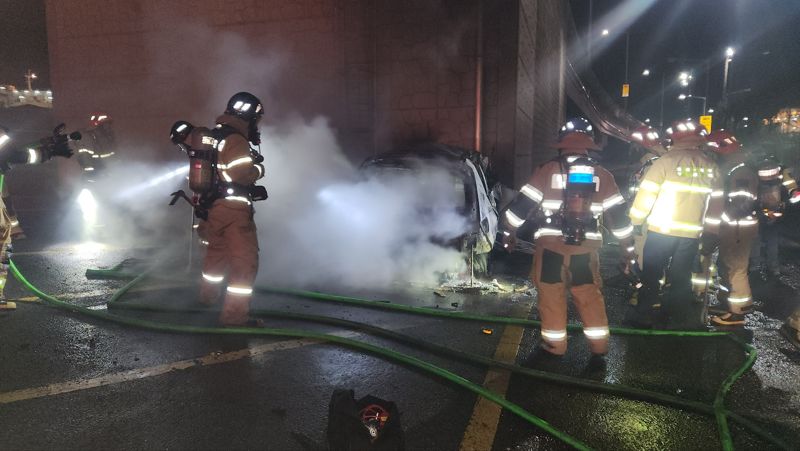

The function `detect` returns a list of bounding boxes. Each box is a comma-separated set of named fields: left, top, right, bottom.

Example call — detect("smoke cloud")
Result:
left=54, top=18, right=472, bottom=289
left=254, top=117, right=469, bottom=288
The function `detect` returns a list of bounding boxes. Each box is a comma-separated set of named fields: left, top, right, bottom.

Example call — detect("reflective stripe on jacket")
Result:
left=505, top=153, right=631, bottom=253
left=629, top=147, right=721, bottom=238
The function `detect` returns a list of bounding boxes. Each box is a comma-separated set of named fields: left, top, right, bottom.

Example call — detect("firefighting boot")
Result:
left=580, top=354, right=607, bottom=381
left=710, top=302, right=752, bottom=327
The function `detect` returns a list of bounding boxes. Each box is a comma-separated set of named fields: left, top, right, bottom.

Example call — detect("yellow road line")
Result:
left=459, top=302, right=533, bottom=451
left=0, top=329, right=363, bottom=405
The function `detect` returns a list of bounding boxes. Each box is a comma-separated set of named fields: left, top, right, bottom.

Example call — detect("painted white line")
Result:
left=0, top=332, right=342, bottom=404
left=0, top=323, right=414, bottom=405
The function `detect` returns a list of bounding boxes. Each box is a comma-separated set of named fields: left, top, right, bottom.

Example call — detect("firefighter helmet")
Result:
left=555, top=117, right=600, bottom=150
left=170, top=120, right=194, bottom=145
left=225, top=92, right=264, bottom=123
left=707, top=130, right=740, bottom=155
left=666, top=119, right=707, bottom=146
left=631, top=125, right=661, bottom=149
left=89, top=113, right=112, bottom=127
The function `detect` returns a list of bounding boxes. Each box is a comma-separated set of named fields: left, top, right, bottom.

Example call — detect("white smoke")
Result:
left=255, top=117, right=469, bottom=288
left=53, top=18, right=472, bottom=288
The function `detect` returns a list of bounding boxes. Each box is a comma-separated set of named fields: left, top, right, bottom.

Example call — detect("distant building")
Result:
left=770, top=108, right=800, bottom=134
left=0, top=85, right=53, bottom=109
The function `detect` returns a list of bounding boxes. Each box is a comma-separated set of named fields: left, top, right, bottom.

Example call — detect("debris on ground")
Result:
left=438, top=277, right=533, bottom=295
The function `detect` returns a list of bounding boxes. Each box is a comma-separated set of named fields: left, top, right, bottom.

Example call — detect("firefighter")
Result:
left=195, top=92, right=266, bottom=327
left=627, top=119, right=721, bottom=328
left=695, top=131, right=759, bottom=327
left=502, top=117, right=634, bottom=356
left=76, top=113, right=116, bottom=182
left=748, top=155, right=800, bottom=278
left=0, top=125, right=76, bottom=310
left=628, top=125, right=667, bottom=267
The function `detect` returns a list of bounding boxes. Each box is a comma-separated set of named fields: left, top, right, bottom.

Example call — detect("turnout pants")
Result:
left=637, top=231, right=699, bottom=316
left=532, top=244, right=609, bottom=355
left=718, top=224, right=757, bottom=313
left=199, top=202, right=259, bottom=326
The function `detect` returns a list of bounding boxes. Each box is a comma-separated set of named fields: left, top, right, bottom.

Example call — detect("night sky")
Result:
left=571, top=0, right=800, bottom=124
left=0, top=0, right=48, bottom=89
left=3, top=0, right=800, bottom=125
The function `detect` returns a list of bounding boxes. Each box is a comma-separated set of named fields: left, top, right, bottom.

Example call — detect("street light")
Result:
left=24, top=70, right=37, bottom=91
left=642, top=69, right=650, bottom=76
left=708, top=108, right=715, bottom=113
left=602, top=29, right=610, bottom=36
left=678, top=94, right=688, bottom=100
left=723, top=47, right=735, bottom=100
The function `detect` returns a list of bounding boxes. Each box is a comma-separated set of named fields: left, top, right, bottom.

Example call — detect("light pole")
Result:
left=722, top=47, right=734, bottom=101
left=678, top=94, right=707, bottom=118
left=659, top=72, right=665, bottom=128
left=623, top=32, right=630, bottom=111
left=24, top=70, right=37, bottom=91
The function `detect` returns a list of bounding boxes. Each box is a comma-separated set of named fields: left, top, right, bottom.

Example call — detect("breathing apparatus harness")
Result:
left=537, top=154, right=599, bottom=246
left=174, top=124, right=267, bottom=220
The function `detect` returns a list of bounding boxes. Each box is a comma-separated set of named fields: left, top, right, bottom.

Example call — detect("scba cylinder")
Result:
left=563, top=157, right=597, bottom=245
left=188, top=127, right=216, bottom=194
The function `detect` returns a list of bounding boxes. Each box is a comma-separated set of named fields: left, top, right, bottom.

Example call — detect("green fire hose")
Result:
left=9, top=261, right=591, bottom=450
left=13, top=262, right=790, bottom=449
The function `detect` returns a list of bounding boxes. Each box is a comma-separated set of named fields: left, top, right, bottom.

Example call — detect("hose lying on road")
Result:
left=86, top=267, right=786, bottom=450
left=11, top=261, right=591, bottom=450
left=26, top=264, right=789, bottom=450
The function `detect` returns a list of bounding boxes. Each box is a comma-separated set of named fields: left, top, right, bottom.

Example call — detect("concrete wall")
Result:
left=482, top=0, right=565, bottom=186
left=45, top=0, right=566, bottom=187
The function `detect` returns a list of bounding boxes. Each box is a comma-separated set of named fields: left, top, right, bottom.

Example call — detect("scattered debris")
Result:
left=482, top=328, right=494, bottom=335
left=450, top=302, right=459, bottom=308
left=433, top=290, right=447, bottom=298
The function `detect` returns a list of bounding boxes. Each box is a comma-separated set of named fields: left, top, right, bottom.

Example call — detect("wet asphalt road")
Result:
left=2, top=213, right=800, bottom=450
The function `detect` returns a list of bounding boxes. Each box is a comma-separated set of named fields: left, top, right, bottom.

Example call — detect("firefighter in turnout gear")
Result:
left=694, top=131, right=759, bottom=327
left=748, top=155, right=800, bottom=277
left=196, top=92, right=266, bottom=326
left=76, top=114, right=116, bottom=182
left=627, top=119, right=721, bottom=328
left=628, top=125, right=667, bottom=267
left=502, top=118, right=634, bottom=356
left=0, top=125, right=77, bottom=310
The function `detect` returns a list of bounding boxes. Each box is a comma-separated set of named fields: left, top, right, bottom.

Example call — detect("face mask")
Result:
left=248, top=120, right=261, bottom=145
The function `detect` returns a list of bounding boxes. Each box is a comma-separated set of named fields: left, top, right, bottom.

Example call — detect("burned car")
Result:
left=360, top=143, right=500, bottom=274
